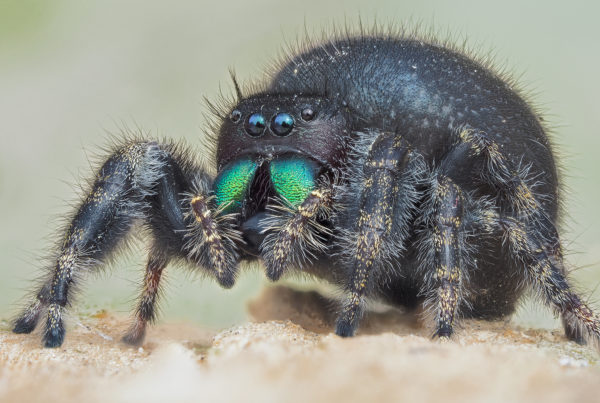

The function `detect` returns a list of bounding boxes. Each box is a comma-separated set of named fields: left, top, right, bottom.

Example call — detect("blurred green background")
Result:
left=1, top=0, right=599, bottom=331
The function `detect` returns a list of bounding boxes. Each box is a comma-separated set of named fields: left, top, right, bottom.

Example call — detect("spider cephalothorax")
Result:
left=13, top=30, right=600, bottom=349
left=213, top=93, right=349, bottom=257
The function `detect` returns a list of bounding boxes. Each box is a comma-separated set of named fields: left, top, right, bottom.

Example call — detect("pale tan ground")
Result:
left=1, top=286, right=599, bottom=403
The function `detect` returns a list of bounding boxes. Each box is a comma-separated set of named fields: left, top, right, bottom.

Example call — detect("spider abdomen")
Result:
left=265, top=35, right=565, bottom=323
left=270, top=37, right=559, bottom=216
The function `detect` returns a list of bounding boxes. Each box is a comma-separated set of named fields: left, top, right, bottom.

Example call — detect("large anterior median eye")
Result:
left=269, top=157, right=316, bottom=207
left=270, top=113, right=294, bottom=136
left=245, top=113, right=266, bottom=137
left=214, top=158, right=258, bottom=212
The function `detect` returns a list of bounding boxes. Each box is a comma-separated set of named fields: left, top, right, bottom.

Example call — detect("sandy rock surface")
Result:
left=1, top=286, right=598, bottom=403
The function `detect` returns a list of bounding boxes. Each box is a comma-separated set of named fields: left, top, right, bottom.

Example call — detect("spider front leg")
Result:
left=419, top=175, right=468, bottom=338
left=13, top=141, right=241, bottom=348
left=13, top=142, right=166, bottom=347
left=335, top=131, right=423, bottom=337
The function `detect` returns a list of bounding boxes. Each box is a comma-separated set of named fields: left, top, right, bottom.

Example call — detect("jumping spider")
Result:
left=13, top=29, right=600, bottom=348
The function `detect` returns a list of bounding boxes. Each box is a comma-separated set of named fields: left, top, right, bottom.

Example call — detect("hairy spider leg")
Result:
left=122, top=145, right=240, bottom=344
left=419, top=175, right=468, bottom=338
left=459, top=128, right=600, bottom=345
left=122, top=249, right=169, bottom=346
left=335, top=131, right=421, bottom=337
left=261, top=185, right=335, bottom=281
left=13, top=141, right=240, bottom=348
left=124, top=145, right=241, bottom=343
left=22, top=143, right=164, bottom=347
left=120, top=147, right=195, bottom=347
left=500, top=216, right=600, bottom=343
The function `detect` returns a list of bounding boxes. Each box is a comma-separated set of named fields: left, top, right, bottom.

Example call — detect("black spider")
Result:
left=13, top=28, right=600, bottom=349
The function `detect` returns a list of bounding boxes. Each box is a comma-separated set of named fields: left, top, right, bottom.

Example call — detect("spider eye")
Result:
left=245, top=113, right=266, bottom=137
left=270, top=113, right=294, bottom=136
left=230, top=109, right=242, bottom=123
left=301, top=107, right=315, bottom=121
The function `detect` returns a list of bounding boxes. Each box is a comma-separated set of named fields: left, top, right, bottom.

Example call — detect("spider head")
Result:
left=213, top=94, right=348, bottom=252
left=216, top=94, right=349, bottom=169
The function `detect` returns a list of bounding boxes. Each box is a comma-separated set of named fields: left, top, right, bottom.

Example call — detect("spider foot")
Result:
left=12, top=306, right=42, bottom=334
left=335, top=306, right=361, bottom=338
left=43, top=304, right=65, bottom=348
left=122, top=320, right=147, bottom=346
left=335, top=317, right=358, bottom=338
left=563, top=313, right=587, bottom=345
left=432, top=324, right=453, bottom=339
left=13, top=317, right=38, bottom=334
